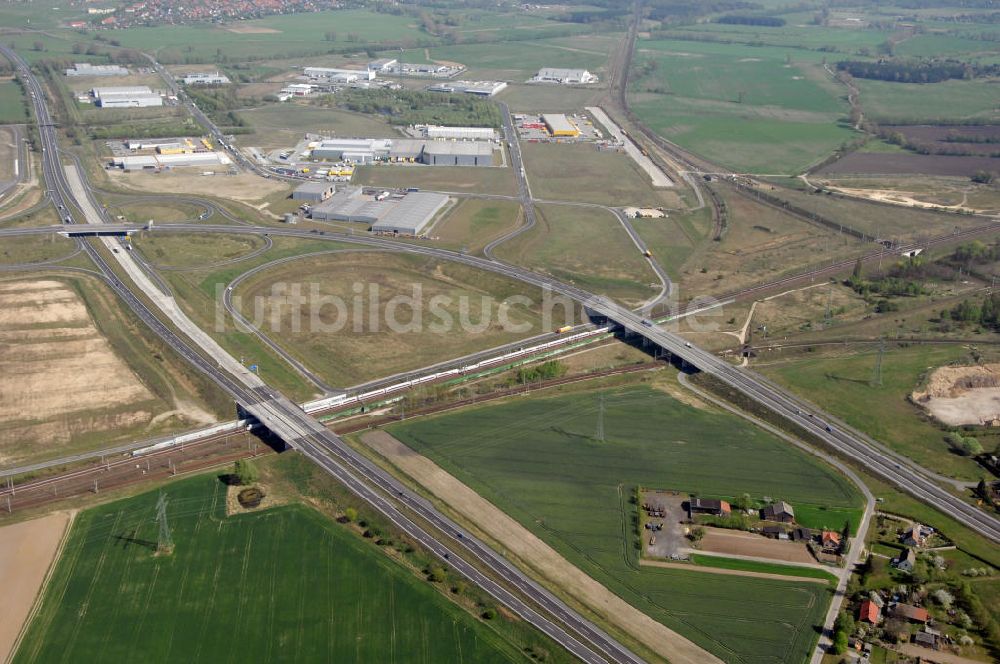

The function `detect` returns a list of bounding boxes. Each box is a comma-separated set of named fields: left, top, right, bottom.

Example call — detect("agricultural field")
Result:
left=433, top=198, right=523, bottom=254
left=818, top=152, right=1000, bottom=179
left=629, top=38, right=855, bottom=174
left=424, top=33, right=618, bottom=81
left=237, top=105, right=399, bottom=151
left=390, top=382, right=863, bottom=664
left=493, top=203, right=659, bottom=306
left=0, top=275, right=228, bottom=468
left=759, top=344, right=1000, bottom=481
left=855, top=78, right=1000, bottom=124
left=519, top=142, right=681, bottom=208
left=232, top=251, right=568, bottom=387
left=0, top=81, right=28, bottom=124
left=13, top=474, right=529, bottom=663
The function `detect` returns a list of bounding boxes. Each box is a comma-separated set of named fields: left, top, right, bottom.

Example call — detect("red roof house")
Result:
left=858, top=599, right=880, bottom=624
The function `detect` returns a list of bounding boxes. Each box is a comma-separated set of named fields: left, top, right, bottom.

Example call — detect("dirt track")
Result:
left=359, top=430, right=723, bottom=664
left=639, top=558, right=827, bottom=584
left=0, top=512, right=72, bottom=662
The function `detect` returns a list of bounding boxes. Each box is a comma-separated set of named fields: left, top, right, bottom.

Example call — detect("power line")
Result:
left=595, top=392, right=605, bottom=442
left=871, top=337, right=886, bottom=388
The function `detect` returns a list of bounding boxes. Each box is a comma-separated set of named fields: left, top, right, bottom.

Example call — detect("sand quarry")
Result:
left=0, top=512, right=73, bottom=662
left=0, top=279, right=156, bottom=464
left=911, top=363, right=1000, bottom=426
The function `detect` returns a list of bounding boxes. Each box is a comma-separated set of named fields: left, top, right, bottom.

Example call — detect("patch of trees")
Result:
left=646, top=0, right=759, bottom=23
left=328, top=89, right=501, bottom=128
left=946, top=291, right=1000, bottom=331
left=846, top=257, right=930, bottom=298
left=715, top=15, right=785, bottom=26
left=945, top=431, right=984, bottom=456
left=875, top=127, right=1000, bottom=158
left=516, top=360, right=568, bottom=384
left=836, top=59, right=995, bottom=84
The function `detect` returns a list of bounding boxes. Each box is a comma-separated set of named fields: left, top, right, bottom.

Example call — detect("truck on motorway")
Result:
left=555, top=325, right=573, bottom=333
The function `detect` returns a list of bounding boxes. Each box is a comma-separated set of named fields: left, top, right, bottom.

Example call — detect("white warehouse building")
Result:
left=182, top=72, right=230, bottom=85
left=530, top=68, right=597, bottom=84
left=93, top=85, right=162, bottom=108
left=311, top=138, right=392, bottom=163
left=304, top=67, right=375, bottom=82
left=420, top=125, right=497, bottom=141
left=66, top=63, right=128, bottom=77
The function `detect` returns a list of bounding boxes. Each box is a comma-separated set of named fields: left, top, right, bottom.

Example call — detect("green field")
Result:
left=14, top=474, right=526, bottom=663
left=425, top=34, right=617, bottom=80
left=520, top=141, right=678, bottom=208
left=238, top=105, right=397, bottom=150
left=855, top=78, right=1000, bottom=123
left=689, top=555, right=839, bottom=584
left=494, top=203, right=659, bottom=306
left=389, top=382, right=864, bottom=664
left=232, top=251, right=569, bottom=387
left=629, top=38, right=856, bottom=174
left=0, top=80, right=28, bottom=124
left=434, top=198, right=523, bottom=254
left=759, top=345, right=998, bottom=481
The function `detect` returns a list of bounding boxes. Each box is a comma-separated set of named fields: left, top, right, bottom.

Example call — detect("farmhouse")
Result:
left=901, top=523, right=929, bottom=547
left=687, top=498, right=731, bottom=517
left=858, top=599, right=881, bottom=625
left=761, top=501, right=795, bottom=523
left=894, top=547, right=917, bottom=573
left=820, top=530, right=841, bottom=551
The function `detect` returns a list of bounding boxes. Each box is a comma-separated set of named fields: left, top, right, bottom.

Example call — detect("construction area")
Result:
left=308, top=185, right=450, bottom=236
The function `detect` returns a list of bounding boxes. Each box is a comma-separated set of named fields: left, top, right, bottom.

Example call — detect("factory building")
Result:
left=530, top=68, right=597, bottom=84
left=292, top=182, right=335, bottom=202
left=542, top=113, right=580, bottom=137
left=93, top=86, right=162, bottom=108
left=304, top=67, right=376, bottom=82
left=421, top=141, right=494, bottom=167
left=310, top=187, right=449, bottom=236
left=113, top=152, right=231, bottom=171
left=387, top=139, right=426, bottom=163
left=371, top=193, right=449, bottom=235
left=66, top=63, right=128, bottom=77
left=312, top=138, right=392, bottom=163
left=367, top=58, right=398, bottom=73
left=182, top=72, right=230, bottom=85
left=425, top=80, right=508, bottom=97
left=419, top=125, right=497, bottom=141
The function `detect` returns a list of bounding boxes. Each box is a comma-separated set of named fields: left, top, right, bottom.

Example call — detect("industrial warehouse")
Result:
left=181, top=72, right=230, bottom=85
left=542, top=114, right=581, bottom=137
left=65, top=62, right=128, bottom=77
left=425, top=80, right=508, bottom=97
left=108, top=136, right=231, bottom=170
left=91, top=85, right=163, bottom=108
left=309, top=186, right=449, bottom=236
left=303, top=67, right=376, bottom=83
left=292, top=136, right=497, bottom=167
left=529, top=68, right=597, bottom=84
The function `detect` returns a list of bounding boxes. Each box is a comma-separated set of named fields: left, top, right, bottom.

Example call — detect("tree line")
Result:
left=715, top=15, right=786, bottom=26
left=835, top=59, right=994, bottom=83
left=322, top=89, right=502, bottom=129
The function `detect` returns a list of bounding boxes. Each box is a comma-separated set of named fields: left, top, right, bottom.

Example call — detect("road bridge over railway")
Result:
left=58, top=224, right=146, bottom=237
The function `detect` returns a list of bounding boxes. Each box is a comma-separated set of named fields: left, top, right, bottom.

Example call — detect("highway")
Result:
left=3, top=44, right=648, bottom=664
left=40, top=218, right=1000, bottom=544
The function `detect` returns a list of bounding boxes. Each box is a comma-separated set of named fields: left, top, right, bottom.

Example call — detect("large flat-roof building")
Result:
left=530, top=68, right=597, bottom=85
left=292, top=181, right=335, bottom=202
left=371, top=192, right=449, bottom=235
left=304, top=67, right=376, bottom=83
left=93, top=85, right=162, bottom=108
left=421, top=140, right=494, bottom=167
left=113, top=151, right=231, bottom=170
left=182, top=72, right=230, bottom=85
left=425, top=80, right=508, bottom=97
left=542, top=113, right=580, bottom=137
left=66, top=62, right=128, bottom=77
left=367, top=58, right=398, bottom=73
left=312, top=138, right=392, bottom=163
left=310, top=187, right=448, bottom=236
left=419, top=125, right=497, bottom=141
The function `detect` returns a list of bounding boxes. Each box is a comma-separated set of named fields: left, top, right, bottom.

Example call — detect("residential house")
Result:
left=894, top=548, right=918, bottom=573
left=858, top=599, right=881, bottom=625
left=901, top=523, right=928, bottom=547
left=821, top=530, right=842, bottom=552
